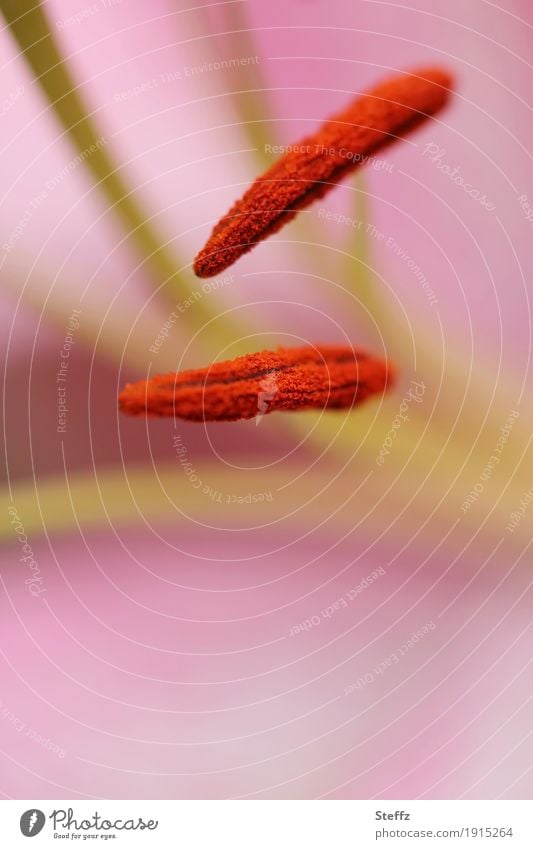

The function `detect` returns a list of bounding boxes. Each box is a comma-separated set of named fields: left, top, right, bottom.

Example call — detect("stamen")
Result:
left=119, top=345, right=395, bottom=422
left=193, top=67, right=453, bottom=278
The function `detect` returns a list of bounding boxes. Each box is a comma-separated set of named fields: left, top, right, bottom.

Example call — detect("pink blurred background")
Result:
left=1, top=0, right=532, bottom=799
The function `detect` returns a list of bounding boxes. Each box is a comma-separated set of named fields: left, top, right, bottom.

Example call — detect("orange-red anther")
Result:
left=119, top=345, right=395, bottom=422
left=193, top=66, right=453, bottom=278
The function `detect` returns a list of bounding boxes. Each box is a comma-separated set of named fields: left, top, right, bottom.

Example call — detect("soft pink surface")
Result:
left=1, top=0, right=532, bottom=798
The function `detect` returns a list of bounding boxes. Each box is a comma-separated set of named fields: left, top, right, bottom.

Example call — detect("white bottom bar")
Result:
left=1, top=800, right=531, bottom=847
